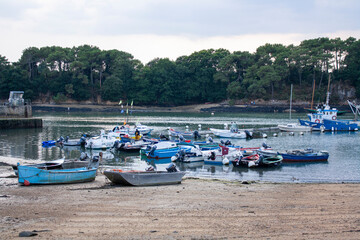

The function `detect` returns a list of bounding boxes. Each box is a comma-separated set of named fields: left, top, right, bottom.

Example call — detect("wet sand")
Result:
left=1, top=159, right=360, bottom=239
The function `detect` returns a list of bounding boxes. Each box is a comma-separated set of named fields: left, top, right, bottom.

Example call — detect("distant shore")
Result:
left=31, top=101, right=352, bottom=114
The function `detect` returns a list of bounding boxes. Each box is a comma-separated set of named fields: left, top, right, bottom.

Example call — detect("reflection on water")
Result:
left=0, top=112, right=359, bottom=183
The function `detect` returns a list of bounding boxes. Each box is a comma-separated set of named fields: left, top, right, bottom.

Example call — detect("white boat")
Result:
left=112, top=123, right=153, bottom=136
left=85, top=130, right=117, bottom=149
left=278, top=123, right=312, bottom=132
left=202, top=146, right=241, bottom=165
left=210, top=128, right=252, bottom=139
left=171, top=146, right=204, bottom=163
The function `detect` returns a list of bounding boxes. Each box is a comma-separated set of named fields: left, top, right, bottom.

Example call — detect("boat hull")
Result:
left=280, top=153, right=329, bottom=162
left=17, top=165, right=97, bottom=185
left=104, top=170, right=186, bottom=186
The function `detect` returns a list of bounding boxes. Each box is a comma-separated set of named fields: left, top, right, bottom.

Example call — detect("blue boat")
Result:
left=280, top=149, right=329, bottom=162
left=17, top=157, right=100, bottom=185
left=42, top=140, right=56, bottom=147
left=323, top=119, right=359, bottom=131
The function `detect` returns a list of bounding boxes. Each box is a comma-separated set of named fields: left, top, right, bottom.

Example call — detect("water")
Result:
left=0, top=112, right=359, bottom=183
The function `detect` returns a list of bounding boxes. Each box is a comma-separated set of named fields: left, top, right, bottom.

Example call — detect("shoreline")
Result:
left=31, top=102, right=352, bottom=113
left=1, top=158, right=360, bottom=239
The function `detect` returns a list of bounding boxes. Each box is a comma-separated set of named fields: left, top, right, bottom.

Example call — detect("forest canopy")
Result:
left=0, top=37, right=359, bottom=106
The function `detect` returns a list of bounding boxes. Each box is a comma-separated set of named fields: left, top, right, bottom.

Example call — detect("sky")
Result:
left=1, top=0, right=360, bottom=64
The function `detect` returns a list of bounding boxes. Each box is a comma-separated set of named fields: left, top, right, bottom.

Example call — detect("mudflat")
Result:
left=1, top=166, right=360, bottom=239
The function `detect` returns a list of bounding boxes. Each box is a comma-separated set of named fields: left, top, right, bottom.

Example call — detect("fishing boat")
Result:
left=232, top=154, right=260, bottom=167
left=16, top=155, right=100, bottom=185
left=278, top=123, right=312, bottom=132
left=280, top=149, right=329, bottom=162
left=104, top=164, right=185, bottom=186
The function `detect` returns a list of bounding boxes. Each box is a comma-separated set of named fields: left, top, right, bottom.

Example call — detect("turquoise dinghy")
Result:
left=17, top=156, right=100, bottom=185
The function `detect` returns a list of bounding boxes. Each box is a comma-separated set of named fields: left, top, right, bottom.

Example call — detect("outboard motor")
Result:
left=65, top=136, right=69, bottom=143
left=146, top=166, right=155, bottom=172
left=225, top=140, right=232, bottom=146
left=262, top=142, right=270, bottom=149
left=79, top=136, right=87, bottom=147
left=208, top=136, right=213, bottom=143
left=148, top=145, right=157, bottom=156
left=112, top=140, right=120, bottom=150
left=57, top=136, right=64, bottom=143
left=80, top=152, right=88, bottom=161
left=177, top=149, right=186, bottom=162
left=208, top=151, right=216, bottom=160
left=179, top=135, right=185, bottom=142
left=245, top=130, right=253, bottom=139
left=193, top=130, right=201, bottom=140
left=159, top=133, right=169, bottom=141
left=166, top=163, right=178, bottom=172
left=220, top=140, right=225, bottom=145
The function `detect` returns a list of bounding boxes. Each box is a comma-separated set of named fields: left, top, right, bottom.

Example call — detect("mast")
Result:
left=310, top=77, right=316, bottom=109
left=326, top=73, right=331, bottom=106
left=289, top=84, right=293, bottom=120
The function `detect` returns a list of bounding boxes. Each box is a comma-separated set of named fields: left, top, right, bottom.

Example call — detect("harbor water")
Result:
left=0, top=111, right=359, bottom=183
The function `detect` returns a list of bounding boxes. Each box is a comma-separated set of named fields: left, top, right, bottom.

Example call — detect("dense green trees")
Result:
left=0, top=37, right=359, bottom=105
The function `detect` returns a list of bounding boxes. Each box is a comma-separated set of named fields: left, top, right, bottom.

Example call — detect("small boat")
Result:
left=259, top=155, right=283, bottom=167
left=278, top=123, right=312, bottom=132
left=42, top=140, right=56, bottom=147
left=210, top=128, right=253, bottom=139
left=16, top=155, right=100, bottom=185
left=111, top=123, right=153, bottom=136
left=58, top=136, right=87, bottom=147
left=168, top=128, right=201, bottom=139
left=171, top=147, right=204, bottom=163
left=280, top=149, right=329, bottom=162
left=112, top=139, right=152, bottom=151
left=140, top=141, right=181, bottom=160
left=232, top=154, right=260, bottom=167
left=104, top=164, right=185, bottom=186
left=86, top=130, right=117, bottom=149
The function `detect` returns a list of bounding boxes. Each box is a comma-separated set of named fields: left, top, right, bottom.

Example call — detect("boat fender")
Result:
left=222, top=157, right=230, bottom=165
left=24, top=180, right=30, bottom=186
left=248, top=161, right=256, bottom=168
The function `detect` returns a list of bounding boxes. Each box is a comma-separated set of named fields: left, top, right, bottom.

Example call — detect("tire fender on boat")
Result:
left=332, top=116, right=337, bottom=120
left=315, top=119, right=320, bottom=123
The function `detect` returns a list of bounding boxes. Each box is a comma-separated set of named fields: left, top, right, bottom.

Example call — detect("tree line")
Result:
left=0, top=37, right=359, bottom=106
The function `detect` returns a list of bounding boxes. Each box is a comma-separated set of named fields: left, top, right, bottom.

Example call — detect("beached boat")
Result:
left=278, top=123, right=312, bottom=132
left=104, top=164, right=185, bottom=186
left=16, top=156, right=100, bottom=185
left=280, top=149, right=329, bottom=162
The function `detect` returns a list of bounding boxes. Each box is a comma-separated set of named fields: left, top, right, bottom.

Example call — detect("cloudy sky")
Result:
left=1, top=0, right=360, bottom=64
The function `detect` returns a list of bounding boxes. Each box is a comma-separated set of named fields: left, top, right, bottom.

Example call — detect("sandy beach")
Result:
left=1, top=157, right=360, bottom=239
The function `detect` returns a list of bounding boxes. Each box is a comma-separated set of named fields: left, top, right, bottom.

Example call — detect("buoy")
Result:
left=222, top=157, right=230, bottom=165
left=273, top=133, right=278, bottom=137
left=211, top=112, right=214, bottom=115
left=262, top=133, right=267, bottom=138
left=300, top=132, right=304, bottom=135
left=289, top=132, right=295, bottom=136
left=171, top=156, right=177, bottom=162
left=24, top=180, right=30, bottom=186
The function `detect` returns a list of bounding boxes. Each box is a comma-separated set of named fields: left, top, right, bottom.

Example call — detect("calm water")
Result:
left=0, top=111, right=359, bottom=183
